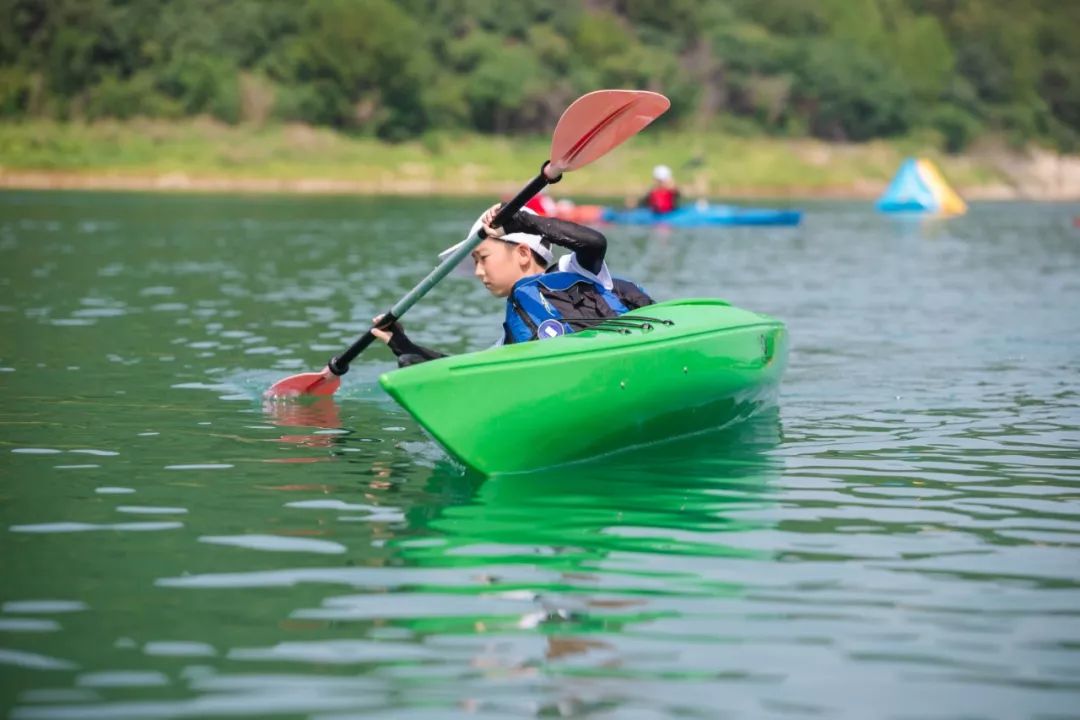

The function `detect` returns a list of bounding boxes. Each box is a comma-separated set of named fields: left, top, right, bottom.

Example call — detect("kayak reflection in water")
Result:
left=372, top=203, right=654, bottom=367
left=631, top=164, right=680, bottom=214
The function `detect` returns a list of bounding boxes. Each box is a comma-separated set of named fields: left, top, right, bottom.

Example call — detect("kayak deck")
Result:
left=379, top=299, right=788, bottom=475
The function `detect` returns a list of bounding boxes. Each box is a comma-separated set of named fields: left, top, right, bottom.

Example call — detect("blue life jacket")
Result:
left=503, top=271, right=630, bottom=344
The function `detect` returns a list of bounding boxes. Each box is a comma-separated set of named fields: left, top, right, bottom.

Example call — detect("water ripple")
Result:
left=198, top=535, right=346, bottom=555
left=3, top=195, right=1078, bottom=719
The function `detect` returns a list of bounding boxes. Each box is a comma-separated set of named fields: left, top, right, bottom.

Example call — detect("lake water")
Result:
left=1, top=191, right=1079, bottom=719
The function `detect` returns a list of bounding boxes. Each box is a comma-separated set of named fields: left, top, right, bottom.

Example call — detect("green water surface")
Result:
left=1, top=191, right=1078, bottom=719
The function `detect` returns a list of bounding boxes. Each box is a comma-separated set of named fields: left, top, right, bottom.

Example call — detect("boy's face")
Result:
left=471, top=239, right=535, bottom=297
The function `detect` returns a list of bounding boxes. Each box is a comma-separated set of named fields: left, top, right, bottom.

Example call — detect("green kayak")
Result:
left=378, top=298, right=787, bottom=475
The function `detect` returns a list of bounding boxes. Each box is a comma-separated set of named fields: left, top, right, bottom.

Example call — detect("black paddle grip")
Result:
left=479, top=162, right=560, bottom=238
left=329, top=312, right=399, bottom=375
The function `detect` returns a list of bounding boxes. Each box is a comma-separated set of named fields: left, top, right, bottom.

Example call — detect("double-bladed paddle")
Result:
left=265, top=89, right=670, bottom=398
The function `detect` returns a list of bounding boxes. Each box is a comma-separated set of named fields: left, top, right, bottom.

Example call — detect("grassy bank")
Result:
left=0, top=119, right=1015, bottom=198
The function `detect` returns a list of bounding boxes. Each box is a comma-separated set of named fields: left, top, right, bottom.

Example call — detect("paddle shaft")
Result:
left=327, top=165, right=559, bottom=376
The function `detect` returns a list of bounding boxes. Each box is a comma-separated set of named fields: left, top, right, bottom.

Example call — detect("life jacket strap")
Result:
left=563, top=315, right=675, bottom=334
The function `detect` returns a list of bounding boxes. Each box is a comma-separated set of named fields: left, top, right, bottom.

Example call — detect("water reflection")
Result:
left=409, top=410, right=783, bottom=564
left=71, top=414, right=781, bottom=718
left=262, top=396, right=343, bottom=460
left=278, top=413, right=785, bottom=684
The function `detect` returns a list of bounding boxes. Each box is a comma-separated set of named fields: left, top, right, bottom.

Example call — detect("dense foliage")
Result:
left=1, top=0, right=1076, bottom=150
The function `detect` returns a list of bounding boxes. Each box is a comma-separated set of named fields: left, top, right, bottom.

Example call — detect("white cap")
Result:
left=653, top=164, right=672, bottom=182
left=438, top=206, right=554, bottom=268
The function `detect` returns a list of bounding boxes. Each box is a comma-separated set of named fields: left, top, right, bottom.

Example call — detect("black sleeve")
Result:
left=504, top=212, right=607, bottom=275
left=385, top=322, right=447, bottom=364
left=613, top=278, right=655, bottom=311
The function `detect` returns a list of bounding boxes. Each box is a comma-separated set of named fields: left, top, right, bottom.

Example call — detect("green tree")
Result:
left=0, top=0, right=1073, bottom=147
left=270, top=0, right=433, bottom=137
left=796, top=40, right=913, bottom=141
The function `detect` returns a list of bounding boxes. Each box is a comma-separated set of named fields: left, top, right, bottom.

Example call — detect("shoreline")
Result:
left=3, top=119, right=1079, bottom=201
left=0, top=169, right=1049, bottom=201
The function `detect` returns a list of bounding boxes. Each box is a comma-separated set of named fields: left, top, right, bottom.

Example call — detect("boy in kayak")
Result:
left=372, top=203, right=653, bottom=366
left=638, top=164, right=680, bottom=214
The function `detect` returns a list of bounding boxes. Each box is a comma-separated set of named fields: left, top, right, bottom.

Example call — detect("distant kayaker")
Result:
left=372, top=204, right=653, bottom=366
left=638, top=164, right=680, bottom=214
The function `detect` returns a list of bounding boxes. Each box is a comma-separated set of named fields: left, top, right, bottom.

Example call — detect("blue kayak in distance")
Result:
left=602, top=204, right=802, bottom=227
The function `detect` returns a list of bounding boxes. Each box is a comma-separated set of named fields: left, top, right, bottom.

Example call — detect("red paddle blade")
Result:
left=263, top=367, right=341, bottom=398
left=550, top=90, right=670, bottom=174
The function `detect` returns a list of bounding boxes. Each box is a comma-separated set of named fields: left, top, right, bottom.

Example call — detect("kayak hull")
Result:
left=602, top=205, right=802, bottom=227
left=379, top=299, right=788, bottom=475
